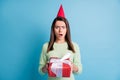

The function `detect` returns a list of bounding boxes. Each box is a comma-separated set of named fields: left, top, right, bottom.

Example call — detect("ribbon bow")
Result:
left=50, top=53, right=71, bottom=77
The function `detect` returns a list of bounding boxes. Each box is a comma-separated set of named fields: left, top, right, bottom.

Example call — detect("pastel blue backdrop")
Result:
left=0, top=0, right=120, bottom=80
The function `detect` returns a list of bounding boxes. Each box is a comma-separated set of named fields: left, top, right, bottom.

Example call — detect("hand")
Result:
left=71, top=63, right=78, bottom=72
left=42, top=64, right=48, bottom=73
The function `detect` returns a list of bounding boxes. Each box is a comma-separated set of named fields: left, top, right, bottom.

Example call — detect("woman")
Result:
left=39, top=5, right=82, bottom=80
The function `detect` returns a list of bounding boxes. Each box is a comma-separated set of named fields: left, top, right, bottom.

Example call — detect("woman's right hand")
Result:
left=42, top=64, right=48, bottom=73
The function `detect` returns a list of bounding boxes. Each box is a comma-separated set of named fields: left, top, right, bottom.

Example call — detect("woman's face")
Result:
left=54, top=21, right=67, bottom=42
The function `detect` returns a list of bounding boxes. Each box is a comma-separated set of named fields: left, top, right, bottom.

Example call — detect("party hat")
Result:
left=57, top=4, right=65, bottom=18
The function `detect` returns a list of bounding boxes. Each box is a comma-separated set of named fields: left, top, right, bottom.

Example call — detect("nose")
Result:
left=59, top=27, right=62, bottom=32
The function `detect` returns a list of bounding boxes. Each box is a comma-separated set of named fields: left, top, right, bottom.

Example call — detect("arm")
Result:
left=72, top=43, right=82, bottom=74
left=38, top=43, right=48, bottom=75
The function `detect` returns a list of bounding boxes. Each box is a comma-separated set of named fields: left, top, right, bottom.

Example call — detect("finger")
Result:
left=46, top=64, right=48, bottom=68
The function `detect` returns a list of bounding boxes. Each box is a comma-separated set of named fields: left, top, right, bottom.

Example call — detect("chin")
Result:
left=58, top=38, right=64, bottom=40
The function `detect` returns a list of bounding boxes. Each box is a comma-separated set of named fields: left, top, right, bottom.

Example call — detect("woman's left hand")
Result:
left=71, top=63, right=78, bottom=72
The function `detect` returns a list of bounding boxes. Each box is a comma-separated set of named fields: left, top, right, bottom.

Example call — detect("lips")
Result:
left=59, top=34, right=63, bottom=36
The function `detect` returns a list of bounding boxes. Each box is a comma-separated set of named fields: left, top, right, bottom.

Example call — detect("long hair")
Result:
left=47, top=17, right=75, bottom=53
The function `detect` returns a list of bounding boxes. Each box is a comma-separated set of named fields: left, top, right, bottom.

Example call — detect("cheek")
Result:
left=54, top=29, right=58, bottom=35
left=64, top=29, right=67, bottom=34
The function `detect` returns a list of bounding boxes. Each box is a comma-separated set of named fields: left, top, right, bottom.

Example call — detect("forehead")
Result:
left=55, top=21, right=66, bottom=26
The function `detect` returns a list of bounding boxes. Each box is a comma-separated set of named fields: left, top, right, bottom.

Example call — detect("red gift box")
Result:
left=48, top=58, right=71, bottom=77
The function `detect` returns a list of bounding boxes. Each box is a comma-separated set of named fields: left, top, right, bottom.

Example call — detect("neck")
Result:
left=55, top=39, right=66, bottom=43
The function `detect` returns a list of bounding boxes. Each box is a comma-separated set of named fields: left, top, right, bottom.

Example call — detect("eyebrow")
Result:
left=55, top=26, right=65, bottom=27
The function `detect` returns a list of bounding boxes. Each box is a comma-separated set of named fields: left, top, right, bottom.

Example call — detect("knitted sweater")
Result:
left=39, top=42, right=82, bottom=80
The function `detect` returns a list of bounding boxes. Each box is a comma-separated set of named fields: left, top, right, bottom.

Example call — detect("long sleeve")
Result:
left=38, top=42, right=82, bottom=80
left=73, top=43, right=82, bottom=74
left=38, top=43, right=48, bottom=75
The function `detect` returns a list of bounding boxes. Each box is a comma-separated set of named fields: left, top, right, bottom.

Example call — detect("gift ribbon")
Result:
left=50, top=53, right=71, bottom=77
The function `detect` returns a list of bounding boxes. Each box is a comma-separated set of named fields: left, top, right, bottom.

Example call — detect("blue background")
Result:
left=0, top=0, right=120, bottom=80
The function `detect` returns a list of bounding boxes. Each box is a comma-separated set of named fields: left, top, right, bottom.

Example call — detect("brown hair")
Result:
left=47, top=17, right=75, bottom=53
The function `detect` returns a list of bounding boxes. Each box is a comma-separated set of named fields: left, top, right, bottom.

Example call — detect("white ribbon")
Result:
left=50, top=53, right=71, bottom=77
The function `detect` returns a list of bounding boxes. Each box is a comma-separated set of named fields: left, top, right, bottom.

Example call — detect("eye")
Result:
left=55, top=26, right=59, bottom=29
left=62, top=26, right=66, bottom=29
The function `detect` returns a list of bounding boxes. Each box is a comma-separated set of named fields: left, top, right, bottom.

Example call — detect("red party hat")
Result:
left=57, top=4, right=65, bottom=18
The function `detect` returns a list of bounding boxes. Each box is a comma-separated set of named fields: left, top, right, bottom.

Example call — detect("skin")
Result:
left=54, top=21, right=67, bottom=43
left=42, top=21, right=78, bottom=73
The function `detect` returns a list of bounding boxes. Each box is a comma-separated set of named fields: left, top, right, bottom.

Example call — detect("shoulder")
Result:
left=42, top=42, right=49, bottom=52
left=72, top=42, right=80, bottom=51
left=72, top=42, right=79, bottom=48
left=43, top=42, right=49, bottom=48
